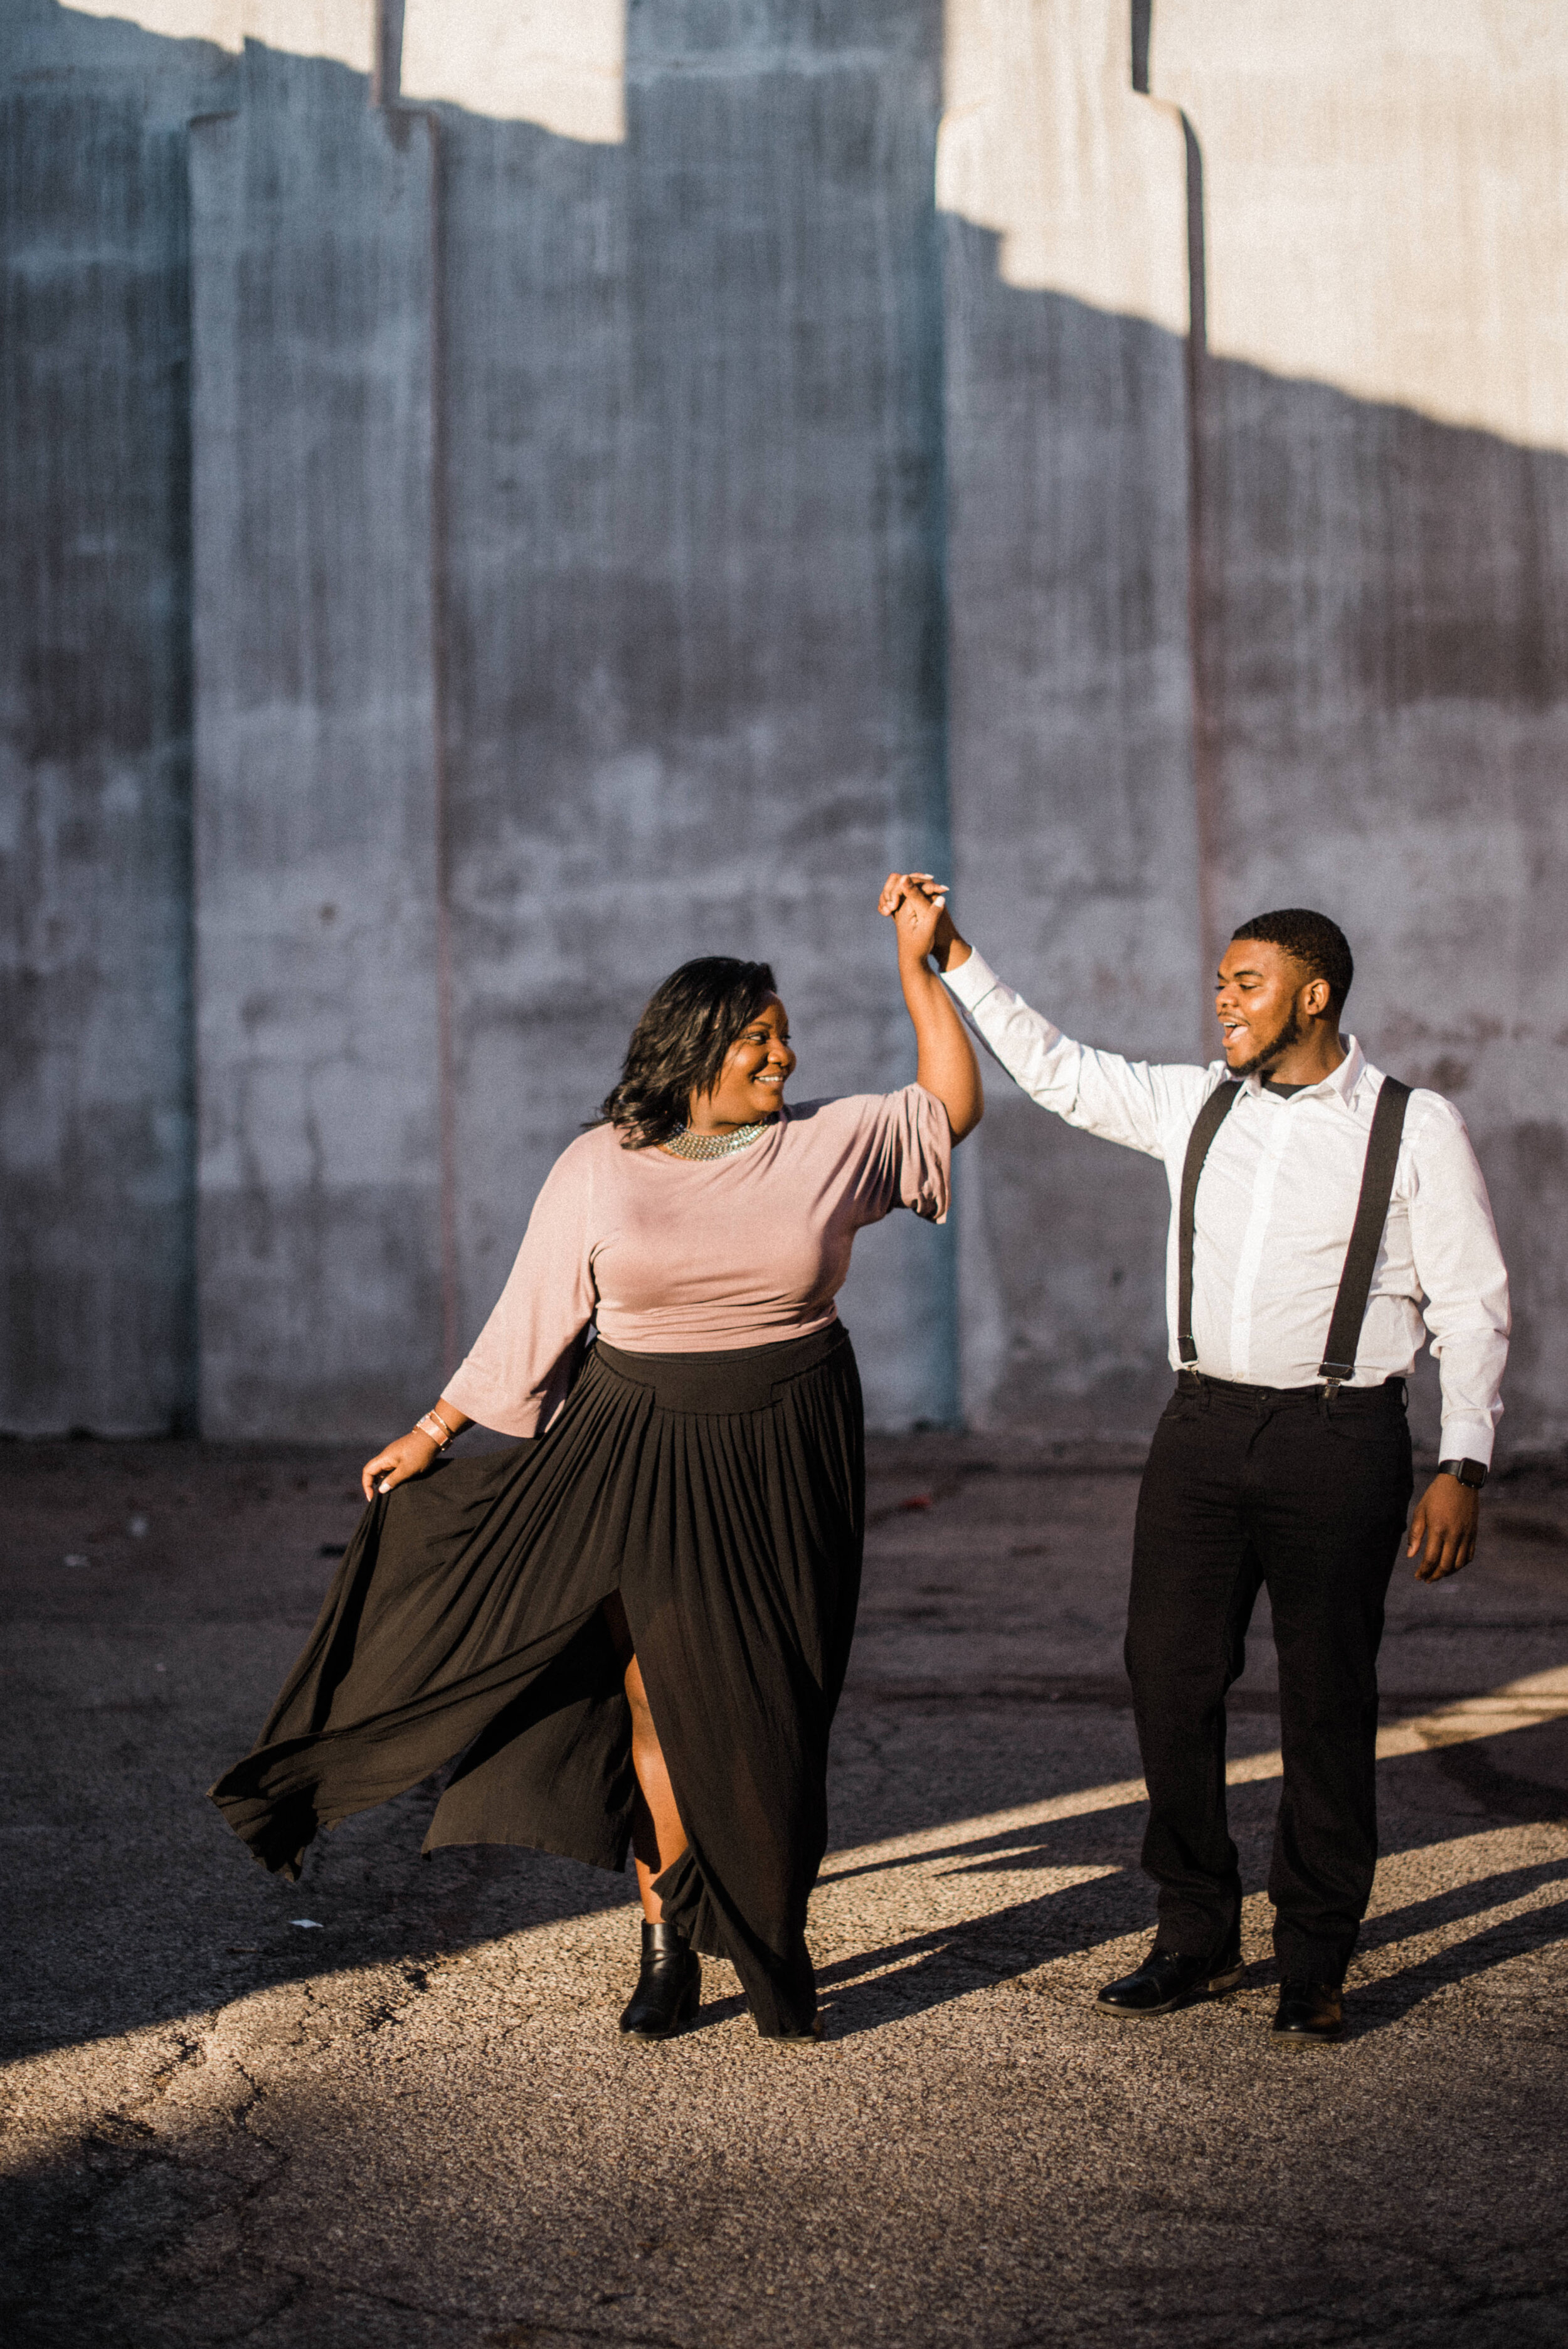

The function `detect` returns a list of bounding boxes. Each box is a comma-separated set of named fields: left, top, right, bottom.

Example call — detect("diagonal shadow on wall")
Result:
left=6, top=3, right=1568, bottom=1451
left=942, top=199, right=1568, bottom=1447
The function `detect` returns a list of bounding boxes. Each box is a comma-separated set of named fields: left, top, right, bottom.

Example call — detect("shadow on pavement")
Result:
left=1349, top=1896, right=1568, bottom=2036
left=11, top=1715, right=1568, bottom=2065
left=806, top=1719, right=1568, bottom=2041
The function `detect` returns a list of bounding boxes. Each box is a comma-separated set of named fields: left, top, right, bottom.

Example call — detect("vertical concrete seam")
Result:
left=1179, top=105, right=1221, bottom=1029
left=1131, top=0, right=1153, bottom=97
left=372, top=0, right=405, bottom=110
left=374, top=3, right=455, bottom=1379
left=924, top=55, right=961, bottom=1429
left=172, top=111, right=200, bottom=1435
left=185, top=108, right=239, bottom=1438
left=1135, top=5, right=1218, bottom=1047
left=427, top=105, right=459, bottom=1382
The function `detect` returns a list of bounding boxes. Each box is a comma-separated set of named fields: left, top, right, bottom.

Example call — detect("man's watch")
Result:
left=1438, top=1458, right=1488, bottom=1490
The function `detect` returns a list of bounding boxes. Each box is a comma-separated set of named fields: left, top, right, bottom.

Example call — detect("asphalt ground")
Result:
left=3, top=1431, right=1567, bottom=2348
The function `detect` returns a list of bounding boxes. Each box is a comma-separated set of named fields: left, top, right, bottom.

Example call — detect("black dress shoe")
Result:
left=1272, top=1980, right=1342, bottom=2042
left=1096, top=1944, right=1244, bottom=2018
left=618, top=1921, right=701, bottom=2041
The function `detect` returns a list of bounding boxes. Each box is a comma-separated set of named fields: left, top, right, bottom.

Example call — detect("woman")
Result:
left=210, top=881, right=980, bottom=2042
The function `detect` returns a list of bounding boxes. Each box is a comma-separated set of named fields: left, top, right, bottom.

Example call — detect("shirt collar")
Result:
left=1244, top=1035, right=1366, bottom=1109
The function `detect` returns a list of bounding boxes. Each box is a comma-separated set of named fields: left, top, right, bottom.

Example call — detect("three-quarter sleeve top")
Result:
left=441, top=1086, right=952, bottom=1436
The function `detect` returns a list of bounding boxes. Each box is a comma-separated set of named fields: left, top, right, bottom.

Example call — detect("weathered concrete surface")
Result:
left=4, top=1435, right=1567, bottom=2345
left=60, top=4, right=374, bottom=76
left=941, top=243, right=1200, bottom=1436
left=1150, top=0, right=1568, bottom=1455
left=401, top=0, right=625, bottom=143
left=0, top=4, right=228, bottom=1436
left=5, top=0, right=1568, bottom=1450
left=4, top=0, right=960, bottom=1436
left=190, top=48, right=445, bottom=1440
left=938, top=3, right=1199, bottom=1431
left=433, top=3, right=957, bottom=1429
left=933, top=0, right=1568, bottom=1450
left=1153, top=0, right=1568, bottom=453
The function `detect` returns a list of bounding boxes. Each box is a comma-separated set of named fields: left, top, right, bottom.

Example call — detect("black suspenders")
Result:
left=1177, top=1074, right=1412, bottom=1389
left=1177, top=1082, right=1241, bottom=1366
left=1315, top=1078, right=1411, bottom=1389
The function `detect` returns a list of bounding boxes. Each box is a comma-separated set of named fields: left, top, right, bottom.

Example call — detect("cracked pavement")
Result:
left=3, top=1434, right=1567, bottom=2347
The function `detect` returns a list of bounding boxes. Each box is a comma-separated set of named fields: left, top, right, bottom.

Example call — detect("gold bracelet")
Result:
left=416, top=1411, right=453, bottom=1449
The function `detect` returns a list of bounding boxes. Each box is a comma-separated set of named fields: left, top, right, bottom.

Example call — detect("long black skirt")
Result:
left=209, top=1321, right=863, bottom=2038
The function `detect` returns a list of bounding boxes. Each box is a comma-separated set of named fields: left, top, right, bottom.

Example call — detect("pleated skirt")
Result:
left=208, top=1320, right=864, bottom=2038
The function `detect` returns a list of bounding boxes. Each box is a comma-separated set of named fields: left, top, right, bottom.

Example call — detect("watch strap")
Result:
left=1437, top=1457, right=1488, bottom=1488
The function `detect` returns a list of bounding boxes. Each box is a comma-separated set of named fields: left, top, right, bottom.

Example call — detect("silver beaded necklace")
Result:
left=662, top=1119, right=773, bottom=1160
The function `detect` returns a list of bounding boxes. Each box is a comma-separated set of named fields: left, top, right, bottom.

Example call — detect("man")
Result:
left=880, top=875, right=1510, bottom=2042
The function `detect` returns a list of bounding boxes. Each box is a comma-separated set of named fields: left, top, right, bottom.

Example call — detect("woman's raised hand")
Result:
left=878, top=869, right=943, bottom=918
left=360, top=1428, right=440, bottom=1503
left=878, top=872, right=983, bottom=1140
left=879, top=871, right=951, bottom=963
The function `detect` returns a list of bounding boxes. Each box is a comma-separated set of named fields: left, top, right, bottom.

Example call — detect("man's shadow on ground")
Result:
left=691, top=1718, right=1568, bottom=2042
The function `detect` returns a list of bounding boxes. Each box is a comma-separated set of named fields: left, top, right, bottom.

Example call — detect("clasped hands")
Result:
left=878, top=870, right=957, bottom=965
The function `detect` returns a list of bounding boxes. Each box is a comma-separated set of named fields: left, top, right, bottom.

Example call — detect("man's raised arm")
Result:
left=877, top=874, right=1209, bottom=1162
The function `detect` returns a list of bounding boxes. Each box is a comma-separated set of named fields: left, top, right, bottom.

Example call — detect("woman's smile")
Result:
left=697, top=996, right=797, bottom=1129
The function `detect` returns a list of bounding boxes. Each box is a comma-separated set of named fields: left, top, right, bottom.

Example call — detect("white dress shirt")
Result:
left=943, top=947, right=1510, bottom=1464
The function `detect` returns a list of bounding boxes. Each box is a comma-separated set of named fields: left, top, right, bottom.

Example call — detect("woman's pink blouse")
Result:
left=442, top=1086, right=951, bottom=1436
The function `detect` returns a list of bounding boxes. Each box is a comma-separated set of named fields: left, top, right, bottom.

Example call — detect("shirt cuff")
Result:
left=940, top=945, right=1001, bottom=1012
left=1437, top=1418, right=1496, bottom=1470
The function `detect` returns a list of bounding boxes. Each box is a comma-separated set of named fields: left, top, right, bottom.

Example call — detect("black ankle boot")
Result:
left=618, top=1921, right=701, bottom=2041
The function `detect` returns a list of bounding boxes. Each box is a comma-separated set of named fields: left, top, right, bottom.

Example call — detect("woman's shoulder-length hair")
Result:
left=594, top=956, right=778, bottom=1150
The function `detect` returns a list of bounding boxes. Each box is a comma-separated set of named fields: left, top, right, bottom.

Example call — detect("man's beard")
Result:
left=1229, top=1001, right=1305, bottom=1077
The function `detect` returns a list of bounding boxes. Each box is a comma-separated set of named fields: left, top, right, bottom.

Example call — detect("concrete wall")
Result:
left=433, top=3, right=958, bottom=1432
left=0, top=8, right=229, bottom=1435
left=4, top=0, right=1567, bottom=1451
left=936, top=0, right=1568, bottom=1452
left=190, top=50, right=445, bottom=1439
left=939, top=0, right=1200, bottom=1434
left=3, top=0, right=957, bottom=1439
left=1153, top=1, right=1568, bottom=1451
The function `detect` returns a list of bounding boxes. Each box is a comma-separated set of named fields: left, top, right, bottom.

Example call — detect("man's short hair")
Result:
left=1231, top=908, right=1353, bottom=1015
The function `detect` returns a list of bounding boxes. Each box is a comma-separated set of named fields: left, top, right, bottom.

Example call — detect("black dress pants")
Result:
left=1126, top=1372, right=1413, bottom=1983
